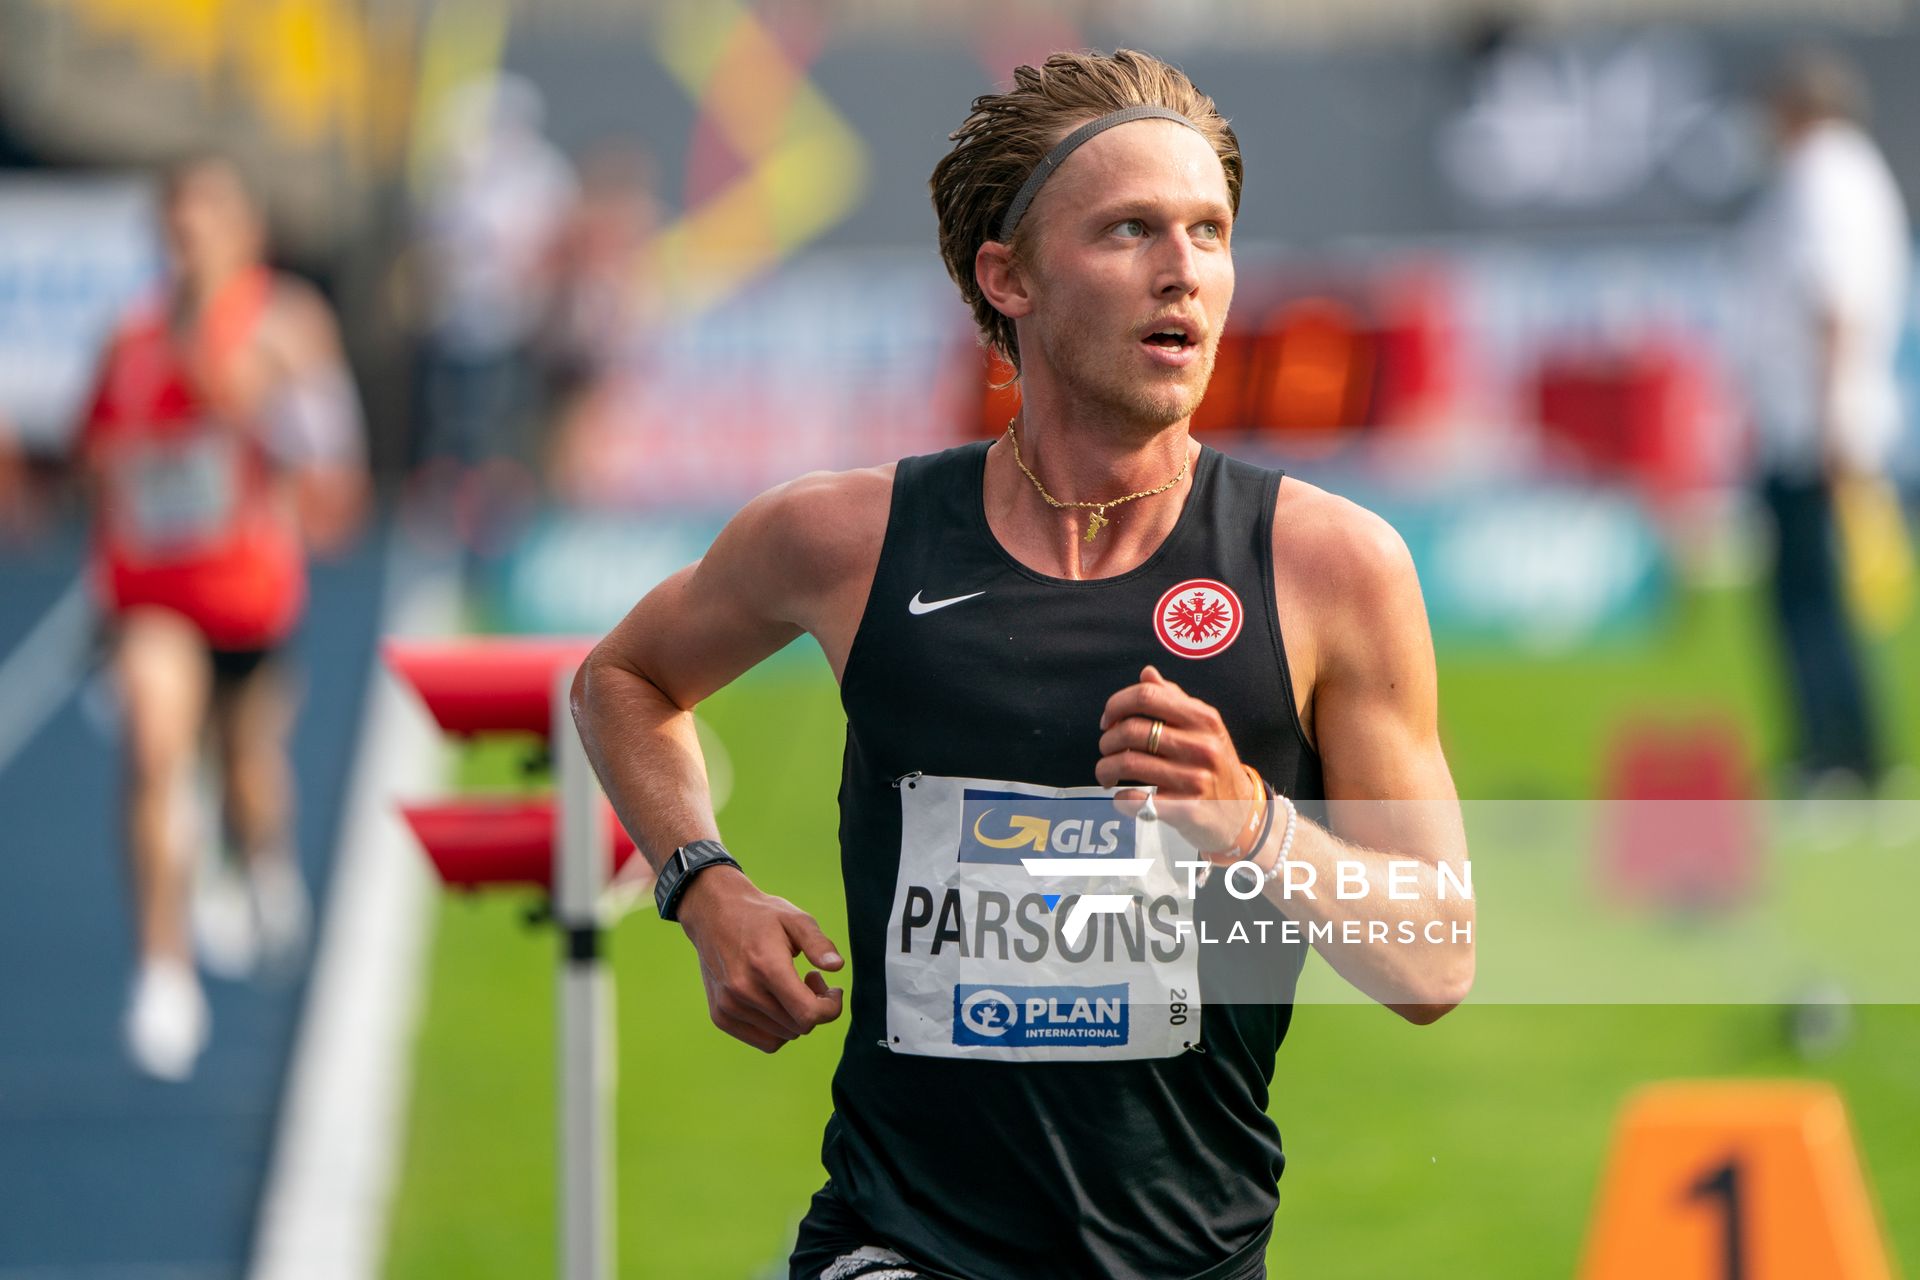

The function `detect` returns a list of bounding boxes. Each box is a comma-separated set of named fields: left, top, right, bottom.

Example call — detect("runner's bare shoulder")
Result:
left=721, top=463, right=896, bottom=628
left=1274, top=478, right=1413, bottom=598
left=262, top=273, right=347, bottom=368
left=1272, top=476, right=1422, bottom=707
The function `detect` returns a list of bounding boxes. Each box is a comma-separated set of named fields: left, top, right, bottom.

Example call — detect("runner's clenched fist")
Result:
left=1096, top=664, right=1261, bottom=856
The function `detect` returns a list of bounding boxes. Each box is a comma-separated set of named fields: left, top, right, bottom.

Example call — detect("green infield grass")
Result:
left=386, top=584, right=1918, bottom=1277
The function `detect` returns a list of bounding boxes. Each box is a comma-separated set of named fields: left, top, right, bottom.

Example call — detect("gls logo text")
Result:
left=959, top=790, right=1153, bottom=947
left=958, top=790, right=1135, bottom=865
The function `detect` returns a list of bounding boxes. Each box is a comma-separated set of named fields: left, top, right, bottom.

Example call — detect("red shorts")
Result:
left=96, top=525, right=305, bottom=652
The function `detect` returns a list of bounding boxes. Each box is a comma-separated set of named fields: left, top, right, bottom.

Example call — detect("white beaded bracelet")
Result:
left=1257, top=793, right=1299, bottom=886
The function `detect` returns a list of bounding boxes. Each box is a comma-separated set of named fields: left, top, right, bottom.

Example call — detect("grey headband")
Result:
left=996, top=105, right=1204, bottom=241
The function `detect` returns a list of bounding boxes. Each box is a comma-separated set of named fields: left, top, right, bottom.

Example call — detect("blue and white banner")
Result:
left=0, top=176, right=159, bottom=450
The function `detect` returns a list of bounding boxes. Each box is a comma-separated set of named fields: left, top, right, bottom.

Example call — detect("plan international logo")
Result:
left=952, top=983, right=1130, bottom=1047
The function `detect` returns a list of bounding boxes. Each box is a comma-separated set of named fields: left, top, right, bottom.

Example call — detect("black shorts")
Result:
left=207, top=642, right=278, bottom=687
left=789, top=1182, right=1270, bottom=1280
left=790, top=1186, right=934, bottom=1280
left=95, top=619, right=286, bottom=691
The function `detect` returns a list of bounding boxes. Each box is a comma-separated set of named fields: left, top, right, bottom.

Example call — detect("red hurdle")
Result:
left=386, top=637, right=621, bottom=1280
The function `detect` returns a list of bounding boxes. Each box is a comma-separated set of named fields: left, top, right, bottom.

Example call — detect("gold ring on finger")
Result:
left=1145, top=718, right=1165, bottom=756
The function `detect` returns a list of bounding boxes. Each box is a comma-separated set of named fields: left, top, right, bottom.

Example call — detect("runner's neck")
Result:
left=984, top=432, right=1199, bottom=581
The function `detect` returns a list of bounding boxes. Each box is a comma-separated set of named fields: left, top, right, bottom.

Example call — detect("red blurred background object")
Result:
left=1597, top=717, right=1758, bottom=912
left=385, top=637, right=595, bottom=737
left=387, top=636, right=641, bottom=891
left=1532, top=336, right=1728, bottom=503
left=400, top=799, right=638, bottom=890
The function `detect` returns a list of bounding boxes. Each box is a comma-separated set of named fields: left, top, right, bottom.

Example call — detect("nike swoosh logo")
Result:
left=908, top=589, right=985, bottom=615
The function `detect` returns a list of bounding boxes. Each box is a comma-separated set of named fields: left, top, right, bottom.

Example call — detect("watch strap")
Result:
left=655, top=839, right=741, bottom=922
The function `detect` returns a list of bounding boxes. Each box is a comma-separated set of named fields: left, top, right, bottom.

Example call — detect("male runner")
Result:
left=574, top=50, right=1472, bottom=1279
left=80, top=155, right=368, bottom=1080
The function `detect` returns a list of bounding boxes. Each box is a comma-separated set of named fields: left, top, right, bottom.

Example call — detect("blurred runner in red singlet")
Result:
left=78, top=155, right=368, bottom=1080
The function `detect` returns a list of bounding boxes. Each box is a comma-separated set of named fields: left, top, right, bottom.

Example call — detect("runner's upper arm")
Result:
left=1303, top=501, right=1463, bottom=843
left=592, top=469, right=881, bottom=709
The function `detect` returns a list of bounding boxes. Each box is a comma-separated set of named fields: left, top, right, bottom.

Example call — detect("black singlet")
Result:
left=791, top=440, right=1325, bottom=1280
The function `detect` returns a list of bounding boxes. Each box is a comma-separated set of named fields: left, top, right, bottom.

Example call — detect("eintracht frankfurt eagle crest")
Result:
left=1153, top=579, right=1243, bottom=659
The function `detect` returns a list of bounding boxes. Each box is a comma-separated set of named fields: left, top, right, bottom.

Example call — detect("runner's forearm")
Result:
left=1255, top=815, right=1474, bottom=1011
left=570, top=651, right=722, bottom=874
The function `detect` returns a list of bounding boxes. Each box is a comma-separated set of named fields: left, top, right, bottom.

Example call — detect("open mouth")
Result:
left=1142, top=329, right=1195, bottom=350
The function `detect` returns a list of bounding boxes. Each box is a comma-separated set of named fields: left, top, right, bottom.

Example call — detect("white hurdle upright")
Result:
left=554, top=664, right=614, bottom=1280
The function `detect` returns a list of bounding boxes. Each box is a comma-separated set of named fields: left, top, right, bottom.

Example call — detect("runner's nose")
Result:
left=1154, top=230, right=1200, bottom=299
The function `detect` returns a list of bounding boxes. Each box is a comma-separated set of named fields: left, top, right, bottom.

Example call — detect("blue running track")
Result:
left=0, top=523, right=388, bottom=1279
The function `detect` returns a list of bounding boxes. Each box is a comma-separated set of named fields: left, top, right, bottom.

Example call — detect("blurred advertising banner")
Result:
left=549, top=254, right=970, bottom=510
left=511, top=21, right=1920, bottom=246
left=1379, top=486, right=1670, bottom=650
left=486, top=511, right=721, bottom=636
left=0, top=176, right=159, bottom=452
left=489, top=484, right=1666, bottom=652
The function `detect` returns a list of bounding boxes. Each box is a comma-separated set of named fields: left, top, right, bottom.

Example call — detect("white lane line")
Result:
left=247, top=535, right=458, bottom=1280
left=0, top=573, right=93, bottom=780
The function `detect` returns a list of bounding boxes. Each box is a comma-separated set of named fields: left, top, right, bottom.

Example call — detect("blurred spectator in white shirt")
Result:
left=412, top=74, right=577, bottom=477
left=1738, top=47, right=1912, bottom=790
left=539, top=146, right=659, bottom=407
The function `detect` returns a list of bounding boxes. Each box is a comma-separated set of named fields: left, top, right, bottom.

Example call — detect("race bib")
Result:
left=885, top=773, right=1203, bottom=1063
left=111, top=430, right=239, bottom=555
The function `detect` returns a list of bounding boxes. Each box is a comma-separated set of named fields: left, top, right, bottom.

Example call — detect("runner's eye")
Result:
left=1195, top=221, right=1223, bottom=242
left=1114, top=218, right=1147, bottom=240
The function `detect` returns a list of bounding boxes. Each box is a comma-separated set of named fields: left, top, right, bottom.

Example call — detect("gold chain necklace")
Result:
left=1005, top=418, right=1190, bottom=543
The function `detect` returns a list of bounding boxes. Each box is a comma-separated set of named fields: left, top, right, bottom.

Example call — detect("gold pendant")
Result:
left=1083, top=510, right=1109, bottom=543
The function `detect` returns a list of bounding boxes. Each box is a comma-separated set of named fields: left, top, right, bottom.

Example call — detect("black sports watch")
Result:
left=655, top=839, right=742, bottom=922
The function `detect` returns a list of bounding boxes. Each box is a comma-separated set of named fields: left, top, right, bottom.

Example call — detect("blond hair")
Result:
left=929, top=49, right=1242, bottom=372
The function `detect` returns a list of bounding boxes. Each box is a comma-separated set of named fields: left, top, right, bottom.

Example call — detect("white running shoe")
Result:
left=193, top=862, right=260, bottom=980
left=125, top=962, right=210, bottom=1082
left=250, top=854, right=311, bottom=971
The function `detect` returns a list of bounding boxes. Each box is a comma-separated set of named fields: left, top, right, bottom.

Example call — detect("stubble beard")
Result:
left=1046, top=315, right=1219, bottom=437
